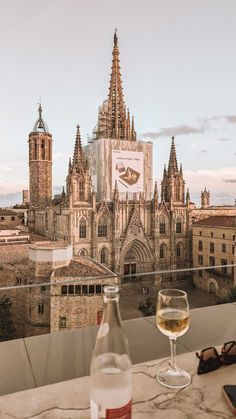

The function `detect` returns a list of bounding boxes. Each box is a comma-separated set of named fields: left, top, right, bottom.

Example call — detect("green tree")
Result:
left=0, top=295, right=16, bottom=341
left=227, top=286, right=236, bottom=303
left=138, top=297, right=156, bottom=317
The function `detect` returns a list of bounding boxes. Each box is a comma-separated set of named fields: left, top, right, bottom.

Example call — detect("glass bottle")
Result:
left=90, top=285, right=132, bottom=419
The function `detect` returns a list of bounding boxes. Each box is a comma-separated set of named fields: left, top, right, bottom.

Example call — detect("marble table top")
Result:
left=0, top=348, right=235, bottom=418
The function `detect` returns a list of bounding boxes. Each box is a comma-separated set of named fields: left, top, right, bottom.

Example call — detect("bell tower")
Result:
left=28, top=104, right=52, bottom=208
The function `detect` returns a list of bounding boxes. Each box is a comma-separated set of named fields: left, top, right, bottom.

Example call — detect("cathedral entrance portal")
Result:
left=121, top=240, right=152, bottom=282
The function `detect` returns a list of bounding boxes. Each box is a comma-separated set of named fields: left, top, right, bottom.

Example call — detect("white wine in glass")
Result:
left=156, top=289, right=191, bottom=388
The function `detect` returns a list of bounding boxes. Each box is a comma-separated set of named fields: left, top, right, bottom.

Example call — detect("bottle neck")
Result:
left=102, top=298, right=122, bottom=327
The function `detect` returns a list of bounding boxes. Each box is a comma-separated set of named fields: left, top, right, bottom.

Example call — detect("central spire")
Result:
left=94, top=31, right=136, bottom=141
left=108, top=29, right=126, bottom=139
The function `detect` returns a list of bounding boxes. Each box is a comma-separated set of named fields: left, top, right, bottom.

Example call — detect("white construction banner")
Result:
left=112, top=150, right=144, bottom=193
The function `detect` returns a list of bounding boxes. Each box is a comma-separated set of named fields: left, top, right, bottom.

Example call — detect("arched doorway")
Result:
left=121, top=239, right=152, bottom=282
left=124, top=248, right=137, bottom=279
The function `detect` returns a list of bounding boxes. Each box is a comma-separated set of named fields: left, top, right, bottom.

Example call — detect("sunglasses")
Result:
left=196, top=341, right=236, bottom=375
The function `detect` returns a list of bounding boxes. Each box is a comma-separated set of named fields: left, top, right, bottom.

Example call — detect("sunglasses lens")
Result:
left=202, top=348, right=218, bottom=361
left=224, top=342, right=236, bottom=355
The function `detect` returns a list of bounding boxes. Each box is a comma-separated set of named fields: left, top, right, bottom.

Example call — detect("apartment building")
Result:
left=192, top=216, right=236, bottom=297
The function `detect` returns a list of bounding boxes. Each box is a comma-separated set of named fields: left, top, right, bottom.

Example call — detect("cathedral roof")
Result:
left=33, top=103, right=49, bottom=133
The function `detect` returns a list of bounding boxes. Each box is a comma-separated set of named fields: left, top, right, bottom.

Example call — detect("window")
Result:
left=199, top=231, right=202, bottom=236
left=41, top=140, right=45, bottom=160
left=61, top=286, right=67, bottom=295
left=198, top=240, right=203, bottom=251
left=79, top=217, right=86, bottom=238
left=96, top=284, right=102, bottom=294
left=68, top=285, right=74, bottom=294
left=79, top=248, right=88, bottom=257
left=75, top=285, right=81, bottom=295
left=222, top=234, right=225, bottom=239
left=159, top=221, right=166, bottom=235
left=11, top=216, right=15, bottom=221
left=199, top=270, right=203, bottom=278
left=176, top=243, right=182, bottom=258
left=59, top=316, right=66, bottom=328
left=233, top=235, right=235, bottom=241
left=198, top=255, right=203, bottom=265
left=211, top=232, right=213, bottom=238
left=79, top=179, right=85, bottom=201
left=232, top=245, right=235, bottom=255
left=176, top=220, right=181, bottom=234
left=209, top=256, right=215, bottom=267
left=41, top=286, right=46, bottom=293
left=210, top=242, right=214, bottom=253
left=82, top=285, right=87, bottom=294
left=1, top=217, right=4, bottom=221
left=89, top=285, right=95, bottom=294
left=160, top=244, right=166, bottom=259
left=222, top=243, right=226, bottom=253
left=100, top=247, right=108, bottom=264
left=221, top=259, right=227, bottom=275
left=38, top=303, right=44, bottom=315
left=98, top=218, right=108, bottom=237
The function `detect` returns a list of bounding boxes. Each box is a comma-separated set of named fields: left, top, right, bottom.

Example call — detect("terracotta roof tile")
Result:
left=193, top=216, right=236, bottom=228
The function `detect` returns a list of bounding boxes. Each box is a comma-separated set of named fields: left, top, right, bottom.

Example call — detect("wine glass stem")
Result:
left=169, top=337, right=177, bottom=370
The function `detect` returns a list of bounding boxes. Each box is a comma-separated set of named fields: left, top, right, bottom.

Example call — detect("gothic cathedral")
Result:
left=28, top=32, right=193, bottom=280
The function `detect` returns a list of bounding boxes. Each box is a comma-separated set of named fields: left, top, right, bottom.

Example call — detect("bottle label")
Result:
left=90, top=399, right=132, bottom=419
left=106, top=400, right=132, bottom=418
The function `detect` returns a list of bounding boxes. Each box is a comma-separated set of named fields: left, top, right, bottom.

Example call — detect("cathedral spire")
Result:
left=72, top=125, right=85, bottom=171
left=108, top=29, right=126, bottom=139
left=168, top=136, right=178, bottom=173
left=33, top=102, right=49, bottom=133
left=94, top=31, right=136, bottom=141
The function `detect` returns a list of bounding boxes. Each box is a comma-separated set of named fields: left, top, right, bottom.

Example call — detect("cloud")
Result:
left=219, top=138, right=231, bottom=142
left=201, top=150, right=208, bottom=153
left=142, top=114, right=236, bottom=140
left=142, top=123, right=206, bottom=139
left=224, top=115, right=236, bottom=123
left=0, top=164, right=11, bottom=171
left=223, top=179, right=236, bottom=183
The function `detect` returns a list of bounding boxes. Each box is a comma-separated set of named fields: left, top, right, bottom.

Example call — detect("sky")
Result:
left=0, top=0, right=236, bottom=206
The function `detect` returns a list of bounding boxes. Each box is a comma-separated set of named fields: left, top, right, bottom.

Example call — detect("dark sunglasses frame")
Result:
left=196, top=341, right=236, bottom=375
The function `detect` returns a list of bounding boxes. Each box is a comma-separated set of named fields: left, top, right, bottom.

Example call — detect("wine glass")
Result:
left=156, top=289, right=191, bottom=388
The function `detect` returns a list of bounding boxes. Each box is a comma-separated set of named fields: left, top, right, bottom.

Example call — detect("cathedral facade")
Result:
left=27, top=33, right=199, bottom=280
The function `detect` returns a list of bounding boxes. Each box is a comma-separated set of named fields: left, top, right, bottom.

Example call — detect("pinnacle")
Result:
left=168, top=136, right=178, bottom=173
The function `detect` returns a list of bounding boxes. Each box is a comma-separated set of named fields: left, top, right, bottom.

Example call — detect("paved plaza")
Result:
left=119, top=280, right=219, bottom=320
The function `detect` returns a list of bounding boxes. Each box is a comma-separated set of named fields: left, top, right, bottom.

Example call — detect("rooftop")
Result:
left=193, top=215, right=236, bottom=228
left=53, top=257, right=112, bottom=278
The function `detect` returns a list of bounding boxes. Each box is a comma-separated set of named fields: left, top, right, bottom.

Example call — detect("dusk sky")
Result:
left=0, top=0, right=236, bottom=205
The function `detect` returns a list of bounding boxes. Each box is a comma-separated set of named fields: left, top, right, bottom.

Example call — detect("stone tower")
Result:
left=28, top=104, right=52, bottom=208
left=201, top=187, right=210, bottom=208
left=161, top=136, right=185, bottom=204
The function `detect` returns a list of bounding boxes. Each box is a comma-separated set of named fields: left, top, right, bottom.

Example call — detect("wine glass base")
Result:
left=157, top=367, right=191, bottom=389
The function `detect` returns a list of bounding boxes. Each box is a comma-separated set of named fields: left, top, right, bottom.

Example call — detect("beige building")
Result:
left=192, top=216, right=236, bottom=297
left=25, top=242, right=117, bottom=336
